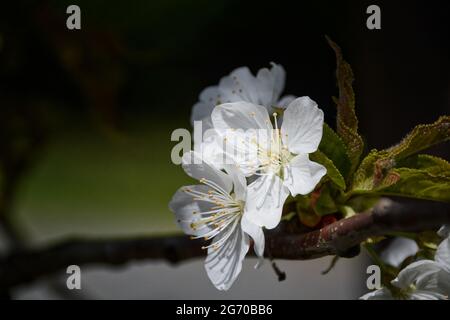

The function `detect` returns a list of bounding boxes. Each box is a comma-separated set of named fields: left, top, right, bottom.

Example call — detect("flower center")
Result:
left=258, top=113, right=291, bottom=176
left=182, top=178, right=243, bottom=250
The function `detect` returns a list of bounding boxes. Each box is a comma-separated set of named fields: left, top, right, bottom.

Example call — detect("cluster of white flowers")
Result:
left=361, top=226, right=450, bottom=300
left=170, top=64, right=326, bottom=290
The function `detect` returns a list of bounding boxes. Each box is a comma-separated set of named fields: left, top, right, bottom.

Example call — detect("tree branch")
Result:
left=0, top=198, right=449, bottom=290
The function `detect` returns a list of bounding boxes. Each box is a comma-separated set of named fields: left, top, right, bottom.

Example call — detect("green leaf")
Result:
left=310, top=150, right=346, bottom=190
left=351, top=152, right=450, bottom=201
left=297, top=205, right=321, bottom=228
left=313, top=184, right=338, bottom=216
left=377, top=168, right=450, bottom=202
left=351, top=116, right=450, bottom=194
left=345, top=194, right=380, bottom=213
left=352, top=149, right=391, bottom=192
left=326, top=37, right=358, bottom=132
left=326, top=36, right=364, bottom=174
left=318, top=123, right=351, bottom=178
left=385, top=115, right=450, bottom=160
left=396, top=154, right=450, bottom=177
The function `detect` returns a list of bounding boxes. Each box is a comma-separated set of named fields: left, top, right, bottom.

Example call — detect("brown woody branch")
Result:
left=0, top=198, right=449, bottom=290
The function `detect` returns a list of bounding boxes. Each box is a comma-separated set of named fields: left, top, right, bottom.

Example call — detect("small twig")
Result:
left=321, top=255, right=340, bottom=275
left=270, top=261, right=286, bottom=282
left=265, top=240, right=286, bottom=282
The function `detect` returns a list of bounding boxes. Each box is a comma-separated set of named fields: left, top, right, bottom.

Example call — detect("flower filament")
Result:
left=182, top=178, right=243, bottom=250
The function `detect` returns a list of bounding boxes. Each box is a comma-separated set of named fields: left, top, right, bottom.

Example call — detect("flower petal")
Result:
left=438, top=225, right=450, bottom=238
left=191, top=86, right=222, bottom=125
left=380, top=237, right=419, bottom=268
left=218, top=67, right=260, bottom=104
left=393, top=260, right=442, bottom=290
left=254, top=63, right=286, bottom=107
left=182, top=151, right=232, bottom=193
left=436, top=234, right=450, bottom=273
left=211, top=102, right=272, bottom=175
left=224, top=164, right=247, bottom=201
left=277, top=95, right=296, bottom=109
left=205, top=222, right=250, bottom=290
left=359, top=288, right=393, bottom=300
left=437, top=269, right=450, bottom=295
left=244, top=174, right=289, bottom=229
left=198, top=129, right=226, bottom=170
left=212, top=101, right=272, bottom=132
left=169, top=185, right=215, bottom=237
left=283, top=154, right=326, bottom=196
left=241, top=215, right=265, bottom=262
left=410, top=290, right=447, bottom=300
left=268, top=63, right=286, bottom=103
left=281, top=96, right=324, bottom=154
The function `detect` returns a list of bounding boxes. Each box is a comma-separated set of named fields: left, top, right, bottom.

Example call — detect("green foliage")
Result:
left=292, top=39, right=449, bottom=238
left=385, top=115, right=450, bottom=160
left=396, top=154, right=450, bottom=177
left=318, top=123, right=351, bottom=179
left=327, top=36, right=364, bottom=176
left=310, top=149, right=346, bottom=190
left=377, top=168, right=450, bottom=202
left=350, top=117, right=450, bottom=202
left=291, top=39, right=450, bottom=275
left=313, top=184, right=338, bottom=216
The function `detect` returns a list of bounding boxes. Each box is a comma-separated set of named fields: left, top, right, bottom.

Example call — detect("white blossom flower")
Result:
left=361, top=227, right=450, bottom=300
left=191, top=63, right=295, bottom=132
left=380, top=237, right=419, bottom=268
left=211, top=96, right=326, bottom=229
left=169, top=151, right=264, bottom=290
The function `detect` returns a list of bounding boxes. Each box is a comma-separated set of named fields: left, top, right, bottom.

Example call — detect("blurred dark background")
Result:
left=0, top=0, right=448, bottom=299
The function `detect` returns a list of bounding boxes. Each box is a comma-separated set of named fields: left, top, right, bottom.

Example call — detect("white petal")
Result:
left=254, top=63, right=286, bottom=107
left=224, top=164, right=247, bottom=201
left=198, top=129, right=226, bottom=170
left=438, top=225, right=450, bottom=238
left=218, top=67, right=260, bottom=104
left=393, top=260, right=442, bottom=290
left=281, top=96, right=324, bottom=154
left=436, top=235, right=450, bottom=273
left=212, top=101, right=272, bottom=132
left=268, top=63, right=286, bottom=103
left=217, top=64, right=286, bottom=109
left=277, top=95, right=296, bottom=109
left=409, top=290, right=447, bottom=300
left=169, top=185, right=215, bottom=237
left=182, top=151, right=232, bottom=193
left=244, top=174, right=289, bottom=229
left=241, top=215, right=265, bottom=260
left=191, top=86, right=221, bottom=125
left=437, top=269, right=450, bottom=295
left=359, top=288, right=393, bottom=300
left=283, top=154, right=326, bottom=196
left=211, top=102, right=272, bottom=174
left=380, top=237, right=419, bottom=268
left=205, top=222, right=250, bottom=290
left=192, top=116, right=214, bottom=135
